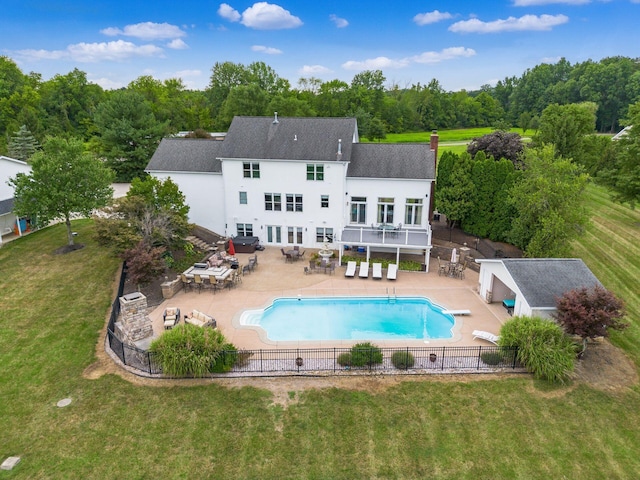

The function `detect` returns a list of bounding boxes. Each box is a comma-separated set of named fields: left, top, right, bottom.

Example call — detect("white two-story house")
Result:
left=146, top=115, right=438, bottom=268
left=0, top=155, right=32, bottom=246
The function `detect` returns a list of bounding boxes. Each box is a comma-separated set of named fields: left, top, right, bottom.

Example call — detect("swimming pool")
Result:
left=239, top=296, right=455, bottom=341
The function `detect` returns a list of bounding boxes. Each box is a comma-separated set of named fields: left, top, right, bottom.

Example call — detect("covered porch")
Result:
left=336, top=225, right=432, bottom=271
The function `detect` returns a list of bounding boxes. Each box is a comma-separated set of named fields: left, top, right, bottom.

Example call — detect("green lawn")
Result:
left=379, top=127, right=526, bottom=144
left=1, top=198, right=639, bottom=478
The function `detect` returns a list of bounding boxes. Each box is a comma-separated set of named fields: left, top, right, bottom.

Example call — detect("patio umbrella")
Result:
left=228, top=238, right=236, bottom=256
left=451, top=248, right=457, bottom=263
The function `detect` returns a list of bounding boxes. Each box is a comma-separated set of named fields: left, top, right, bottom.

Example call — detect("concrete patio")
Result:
left=147, top=246, right=511, bottom=350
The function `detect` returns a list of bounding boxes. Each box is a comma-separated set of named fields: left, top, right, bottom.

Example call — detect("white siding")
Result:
left=222, top=159, right=348, bottom=247
left=151, top=171, right=225, bottom=235
left=0, top=157, right=30, bottom=201
left=344, top=178, right=432, bottom=229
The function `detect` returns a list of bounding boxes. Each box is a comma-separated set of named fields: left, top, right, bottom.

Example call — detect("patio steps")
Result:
left=186, top=235, right=218, bottom=252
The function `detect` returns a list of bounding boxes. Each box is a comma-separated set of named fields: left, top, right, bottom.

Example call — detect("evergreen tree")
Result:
left=8, top=125, right=40, bottom=162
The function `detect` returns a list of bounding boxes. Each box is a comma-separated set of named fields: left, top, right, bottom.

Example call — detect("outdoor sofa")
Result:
left=185, top=309, right=216, bottom=328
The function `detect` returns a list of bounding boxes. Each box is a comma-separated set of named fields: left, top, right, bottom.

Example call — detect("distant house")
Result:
left=147, top=115, right=438, bottom=268
left=0, top=156, right=32, bottom=246
left=476, top=258, right=602, bottom=318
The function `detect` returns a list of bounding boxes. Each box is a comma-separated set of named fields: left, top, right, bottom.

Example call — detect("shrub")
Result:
left=480, top=351, right=504, bottom=366
left=150, top=324, right=235, bottom=377
left=350, top=342, right=383, bottom=367
left=500, top=316, right=577, bottom=383
left=337, top=352, right=352, bottom=366
left=391, top=350, right=415, bottom=369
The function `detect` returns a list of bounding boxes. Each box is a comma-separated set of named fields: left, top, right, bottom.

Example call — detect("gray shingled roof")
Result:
left=348, top=143, right=435, bottom=180
left=502, top=258, right=602, bottom=308
left=219, top=116, right=357, bottom=161
left=0, top=197, right=14, bottom=216
left=146, top=138, right=223, bottom=173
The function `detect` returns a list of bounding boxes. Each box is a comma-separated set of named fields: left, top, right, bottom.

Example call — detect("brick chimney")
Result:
left=429, top=130, right=439, bottom=223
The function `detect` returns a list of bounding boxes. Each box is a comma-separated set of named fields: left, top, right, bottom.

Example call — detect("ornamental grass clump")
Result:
left=349, top=342, right=383, bottom=367
left=499, top=316, right=577, bottom=384
left=150, top=324, right=235, bottom=377
left=391, top=350, right=415, bottom=369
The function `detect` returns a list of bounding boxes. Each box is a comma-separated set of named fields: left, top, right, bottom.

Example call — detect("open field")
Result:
left=571, top=184, right=640, bottom=366
left=379, top=127, right=525, bottom=144
left=0, top=206, right=639, bottom=478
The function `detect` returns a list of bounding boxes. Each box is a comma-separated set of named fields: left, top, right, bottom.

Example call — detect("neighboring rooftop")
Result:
left=0, top=198, right=14, bottom=216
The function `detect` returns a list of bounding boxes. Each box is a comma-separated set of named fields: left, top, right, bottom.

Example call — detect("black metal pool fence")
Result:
left=107, top=263, right=523, bottom=377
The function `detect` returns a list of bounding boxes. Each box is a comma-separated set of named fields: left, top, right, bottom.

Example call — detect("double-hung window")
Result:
left=286, top=194, right=303, bottom=212
left=243, top=162, right=260, bottom=178
left=316, top=227, right=334, bottom=243
left=306, top=164, right=324, bottom=181
left=265, top=193, right=282, bottom=211
left=320, top=195, right=329, bottom=208
left=236, top=223, right=253, bottom=236
left=239, top=191, right=247, bottom=205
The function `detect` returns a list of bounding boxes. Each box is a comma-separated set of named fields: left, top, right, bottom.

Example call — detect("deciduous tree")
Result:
left=508, top=145, right=589, bottom=257
left=554, top=285, right=627, bottom=356
left=10, top=137, right=114, bottom=247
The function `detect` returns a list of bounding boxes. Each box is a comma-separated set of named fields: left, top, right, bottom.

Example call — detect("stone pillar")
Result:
left=118, top=292, right=153, bottom=344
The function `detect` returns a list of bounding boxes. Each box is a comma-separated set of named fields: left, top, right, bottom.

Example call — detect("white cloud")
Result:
left=90, top=76, right=126, bottom=89
left=17, top=40, right=164, bottom=63
left=15, top=49, right=67, bottom=61
left=343, top=57, right=410, bottom=71
left=252, top=45, right=283, bottom=54
left=174, top=69, right=202, bottom=78
left=411, top=47, right=476, bottom=64
left=167, top=39, right=188, bottom=50
left=342, top=47, right=476, bottom=72
left=330, top=14, right=348, bottom=28
left=224, top=2, right=303, bottom=29
left=100, top=22, right=186, bottom=40
left=299, top=65, right=332, bottom=75
left=449, top=14, right=569, bottom=33
left=218, top=3, right=241, bottom=22
left=513, top=0, right=589, bottom=5
left=413, top=10, right=453, bottom=26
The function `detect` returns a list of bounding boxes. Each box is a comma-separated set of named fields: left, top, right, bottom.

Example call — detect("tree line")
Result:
left=2, top=55, right=639, bottom=178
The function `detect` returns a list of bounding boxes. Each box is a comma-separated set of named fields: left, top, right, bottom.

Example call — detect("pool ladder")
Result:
left=387, top=287, right=397, bottom=303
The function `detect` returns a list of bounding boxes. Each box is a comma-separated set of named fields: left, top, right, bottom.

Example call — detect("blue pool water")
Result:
left=242, top=296, right=455, bottom=341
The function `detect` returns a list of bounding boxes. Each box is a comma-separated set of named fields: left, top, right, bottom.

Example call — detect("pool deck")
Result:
left=147, top=247, right=511, bottom=350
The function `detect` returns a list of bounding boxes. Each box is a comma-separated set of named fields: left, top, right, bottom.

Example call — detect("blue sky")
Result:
left=2, top=0, right=639, bottom=91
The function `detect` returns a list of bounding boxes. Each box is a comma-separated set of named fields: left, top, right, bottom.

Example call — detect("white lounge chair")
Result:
left=372, top=262, right=382, bottom=279
left=472, top=330, right=499, bottom=345
left=345, top=261, right=357, bottom=278
left=358, top=261, right=369, bottom=278
left=387, top=263, right=398, bottom=280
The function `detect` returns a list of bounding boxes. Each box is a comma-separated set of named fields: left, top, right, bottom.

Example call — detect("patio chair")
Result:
left=345, top=261, right=357, bottom=278
left=326, top=262, right=336, bottom=275
left=472, top=330, right=500, bottom=345
left=372, top=262, right=383, bottom=279
left=242, top=264, right=251, bottom=276
left=193, top=274, right=204, bottom=293
left=180, top=273, right=193, bottom=291
left=387, top=263, right=398, bottom=280
left=309, top=260, right=318, bottom=273
left=163, top=307, right=181, bottom=330
left=437, top=256, right=447, bottom=277
left=359, top=261, right=369, bottom=278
